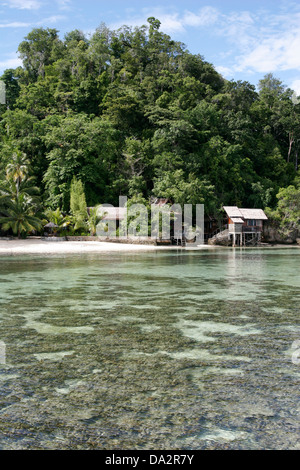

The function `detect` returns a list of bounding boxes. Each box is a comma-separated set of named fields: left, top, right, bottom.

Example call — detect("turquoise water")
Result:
left=0, top=248, right=299, bottom=449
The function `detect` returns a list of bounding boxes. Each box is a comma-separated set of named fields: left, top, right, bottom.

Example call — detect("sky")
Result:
left=1, top=0, right=300, bottom=94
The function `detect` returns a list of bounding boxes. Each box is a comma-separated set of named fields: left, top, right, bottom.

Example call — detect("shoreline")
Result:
left=0, top=238, right=211, bottom=255
left=0, top=238, right=299, bottom=256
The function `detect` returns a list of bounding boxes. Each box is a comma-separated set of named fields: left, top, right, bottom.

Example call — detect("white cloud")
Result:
left=109, top=10, right=185, bottom=34
left=0, top=54, right=22, bottom=72
left=233, top=11, right=300, bottom=74
left=290, top=79, right=300, bottom=96
left=5, top=0, right=41, bottom=9
left=0, top=15, right=64, bottom=29
left=110, top=6, right=220, bottom=35
left=159, top=14, right=185, bottom=34
left=183, top=7, right=219, bottom=27
left=0, top=21, right=31, bottom=27
left=55, top=0, right=71, bottom=10
left=215, top=65, right=233, bottom=78
left=37, top=15, right=66, bottom=25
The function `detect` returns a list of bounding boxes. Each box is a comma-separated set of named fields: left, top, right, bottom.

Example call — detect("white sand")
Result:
left=0, top=238, right=211, bottom=255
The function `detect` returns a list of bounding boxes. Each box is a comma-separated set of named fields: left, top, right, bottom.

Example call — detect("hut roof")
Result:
left=223, top=206, right=268, bottom=221
left=239, top=208, right=268, bottom=220
left=44, top=222, right=58, bottom=228
left=230, top=217, right=244, bottom=224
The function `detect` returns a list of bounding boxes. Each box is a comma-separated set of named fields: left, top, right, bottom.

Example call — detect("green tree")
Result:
left=0, top=69, right=20, bottom=111
left=43, top=114, right=119, bottom=209
left=152, top=169, right=217, bottom=213
left=69, top=176, right=87, bottom=231
left=0, top=154, right=42, bottom=237
left=18, top=28, right=63, bottom=81
left=265, top=183, right=300, bottom=236
left=0, top=21, right=299, bottom=226
left=5, top=150, right=30, bottom=196
left=0, top=193, right=42, bottom=238
left=87, top=205, right=102, bottom=236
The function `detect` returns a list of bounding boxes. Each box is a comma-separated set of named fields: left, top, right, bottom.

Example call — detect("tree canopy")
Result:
left=0, top=19, right=299, bottom=232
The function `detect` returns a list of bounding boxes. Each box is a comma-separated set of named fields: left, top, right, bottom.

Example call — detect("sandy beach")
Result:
left=0, top=239, right=298, bottom=255
left=0, top=238, right=211, bottom=255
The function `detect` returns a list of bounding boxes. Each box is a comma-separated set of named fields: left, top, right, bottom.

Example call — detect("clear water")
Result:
left=0, top=248, right=299, bottom=450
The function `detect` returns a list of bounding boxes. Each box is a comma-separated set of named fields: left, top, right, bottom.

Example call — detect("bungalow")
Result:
left=96, top=198, right=172, bottom=224
left=95, top=198, right=184, bottom=245
left=223, top=206, right=268, bottom=246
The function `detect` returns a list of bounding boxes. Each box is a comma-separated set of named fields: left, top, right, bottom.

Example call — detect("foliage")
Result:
left=69, top=176, right=87, bottom=232
left=45, top=207, right=71, bottom=234
left=87, top=205, right=102, bottom=236
left=0, top=19, right=299, bottom=225
left=0, top=150, right=42, bottom=237
left=265, top=181, right=300, bottom=235
left=0, top=193, right=42, bottom=238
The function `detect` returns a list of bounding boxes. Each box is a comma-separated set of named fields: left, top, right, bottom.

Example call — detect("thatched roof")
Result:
left=44, top=222, right=58, bottom=228
left=223, top=206, right=268, bottom=221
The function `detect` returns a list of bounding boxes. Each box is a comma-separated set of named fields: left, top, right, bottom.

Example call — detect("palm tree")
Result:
left=0, top=151, right=42, bottom=238
left=87, top=205, right=102, bottom=236
left=0, top=193, right=42, bottom=238
left=5, top=151, right=30, bottom=198
left=0, top=177, right=40, bottom=200
left=0, top=178, right=41, bottom=229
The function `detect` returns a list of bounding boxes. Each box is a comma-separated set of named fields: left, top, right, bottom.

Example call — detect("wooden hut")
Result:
left=223, top=206, right=268, bottom=246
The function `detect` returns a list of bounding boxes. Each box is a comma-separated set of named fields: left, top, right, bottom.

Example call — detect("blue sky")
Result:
left=1, top=0, right=300, bottom=94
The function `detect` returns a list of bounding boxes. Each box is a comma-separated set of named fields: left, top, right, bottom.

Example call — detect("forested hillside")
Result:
left=0, top=18, right=299, bottom=232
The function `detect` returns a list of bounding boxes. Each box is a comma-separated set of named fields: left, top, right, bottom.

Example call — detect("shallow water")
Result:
left=0, top=247, right=299, bottom=450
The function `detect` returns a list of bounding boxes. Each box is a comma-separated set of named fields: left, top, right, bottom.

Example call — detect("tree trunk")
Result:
left=288, top=132, right=294, bottom=163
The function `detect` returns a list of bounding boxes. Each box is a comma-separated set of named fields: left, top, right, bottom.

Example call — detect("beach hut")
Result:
left=44, top=222, right=58, bottom=236
left=223, top=206, right=268, bottom=246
